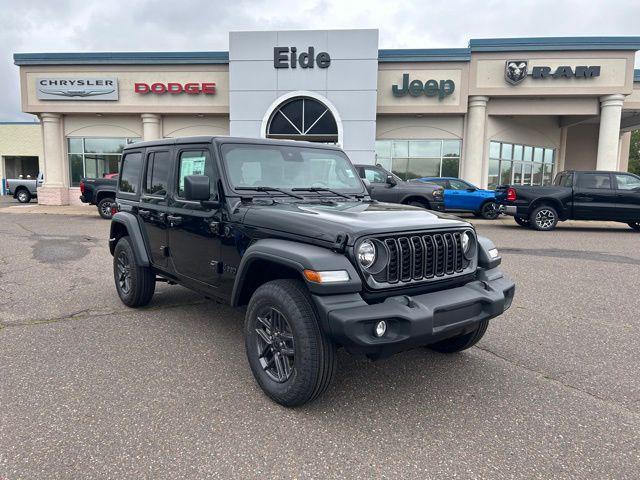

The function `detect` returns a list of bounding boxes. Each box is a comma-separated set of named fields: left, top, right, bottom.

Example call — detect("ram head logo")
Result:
left=505, top=60, right=528, bottom=85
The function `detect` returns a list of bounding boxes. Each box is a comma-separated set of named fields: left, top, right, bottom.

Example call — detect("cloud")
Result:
left=1, top=0, right=639, bottom=120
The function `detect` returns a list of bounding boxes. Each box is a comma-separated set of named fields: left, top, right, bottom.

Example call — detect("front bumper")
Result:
left=431, top=200, right=445, bottom=211
left=313, top=267, right=515, bottom=357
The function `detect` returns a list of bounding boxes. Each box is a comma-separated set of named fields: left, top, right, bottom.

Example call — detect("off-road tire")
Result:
left=16, top=188, right=31, bottom=203
left=113, top=236, right=155, bottom=307
left=479, top=201, right=500, bottom=220
left=628, top=221, right=640, bottom=231
left=514, top=216, right=531, bottom=228
left=97, top=197, right=115, bottom=220
left=245, top=279, right=337, bottom=407
left=428, top=319, right=489, bottom=353
left=529, top=205, right=558, bottom=231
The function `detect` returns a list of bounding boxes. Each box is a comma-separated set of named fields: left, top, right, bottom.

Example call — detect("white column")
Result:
left=618, top=131, right=631, bottom=172
left=462, top=96, right=489, bottom=187
left=141, top=113, right=162, bottom=141
left=596, top=94, right=625, bottom=171
left=38, top=113, right=69, bottom=205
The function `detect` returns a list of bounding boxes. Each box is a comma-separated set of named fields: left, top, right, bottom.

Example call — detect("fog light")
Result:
left=374, top=320, right=387, bottom=337
left=488, top=248, right=499, bottom=259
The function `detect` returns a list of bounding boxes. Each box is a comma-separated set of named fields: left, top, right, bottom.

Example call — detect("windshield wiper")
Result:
left=291, top=187, right=355, bottom=200
left=235, top=186, right=304, bottom=200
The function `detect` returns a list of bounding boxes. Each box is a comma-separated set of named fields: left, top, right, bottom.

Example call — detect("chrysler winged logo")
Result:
left=505, top=60, right=528, bottom=85
left=38, top=88, right=116, bottom=98
left=36, top=78, right=119, bottom=101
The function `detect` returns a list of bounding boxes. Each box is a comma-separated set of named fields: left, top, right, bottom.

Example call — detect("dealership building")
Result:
left=12, top=30, right=640, bottom=205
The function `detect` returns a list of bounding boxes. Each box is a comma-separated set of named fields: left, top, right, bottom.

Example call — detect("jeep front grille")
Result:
left=369, top=231, right=472, bottom=287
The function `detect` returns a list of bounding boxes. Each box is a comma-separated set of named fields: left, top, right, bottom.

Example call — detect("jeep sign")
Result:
left=392, top=74, right=455, bottom=99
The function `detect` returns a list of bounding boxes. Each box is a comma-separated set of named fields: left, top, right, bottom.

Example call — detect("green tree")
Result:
left=629, top=130, right=640, bottom=175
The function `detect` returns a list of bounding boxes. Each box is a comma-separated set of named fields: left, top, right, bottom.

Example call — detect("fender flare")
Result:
left=109, top=211, right=150, bottom=266
left=231, top=238, right=362, bottom=307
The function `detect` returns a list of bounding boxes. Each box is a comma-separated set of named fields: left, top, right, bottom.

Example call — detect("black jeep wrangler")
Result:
left=109, top=136, right=515, bottom=407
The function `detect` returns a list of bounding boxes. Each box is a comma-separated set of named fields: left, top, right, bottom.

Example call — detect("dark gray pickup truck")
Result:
left=79, top=176, right=118, bottom=219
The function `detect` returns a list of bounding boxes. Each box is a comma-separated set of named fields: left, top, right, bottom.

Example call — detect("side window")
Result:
left=562, top=174, right=574, bottom=188
left=577, top=173, right=611, bottom=190
left=119, top=152, right=142, bottom=194
left=615, top=174, right=640, bottom=190
left=144, top=151, right=171, bottom=196
left=176, top=149, right=215, bottom=198
left=449, top=180, right=470, bottom=190
left=364, top=167, right=387, bottom=183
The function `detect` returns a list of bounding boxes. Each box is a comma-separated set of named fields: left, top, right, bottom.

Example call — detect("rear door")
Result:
left=613, top=173, right=640, bottom=221
left=167, top=145, right=223, bottom=287
left=572, top=172, right=618, bottom=220
left=139, top=147, right=173, bottom=269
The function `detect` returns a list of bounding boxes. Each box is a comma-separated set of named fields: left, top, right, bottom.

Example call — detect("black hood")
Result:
left=241, top=200, right=470, bottom=245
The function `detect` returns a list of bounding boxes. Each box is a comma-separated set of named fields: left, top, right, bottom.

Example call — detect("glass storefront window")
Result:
left=68, top=137, right=140, bottom=187
left=500, top=143, right=513, bottom=160
left=488, top=141, right=556, bottom=188
left=410, top=141, right=441, bottom=158
left=374, top=139, right=462, bottom=180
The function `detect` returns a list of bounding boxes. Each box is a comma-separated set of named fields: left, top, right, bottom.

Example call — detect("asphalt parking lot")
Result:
left=0, top=202, right=638, bottom=479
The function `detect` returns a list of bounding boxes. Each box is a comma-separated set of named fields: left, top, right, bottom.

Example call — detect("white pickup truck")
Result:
left=6, top=173, right=43, bottom=203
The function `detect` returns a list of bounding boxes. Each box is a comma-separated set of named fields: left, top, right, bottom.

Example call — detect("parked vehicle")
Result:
left=79, top=176, right=117, bottom=219
left=354, top=164, right=445, bottom=211
left=109, top=136, right=515, bottom=407
left=6, top=173, right=43, bottom=203
left=496, top=170, right=640, bottom=231
left=413, top=177, right=502, bottom=219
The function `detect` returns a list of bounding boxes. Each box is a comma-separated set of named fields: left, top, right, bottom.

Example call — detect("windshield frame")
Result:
left=217, top=141, right=367, bottom=197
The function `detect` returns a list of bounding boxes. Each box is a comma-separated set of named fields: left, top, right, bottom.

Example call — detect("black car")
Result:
left=354, top=164, right=445, bottom=211
left=109, top=136, right=515, bottom=406
left=80, top=176, right=118, bottom=219
left=497, top=170, right=640, bottom=231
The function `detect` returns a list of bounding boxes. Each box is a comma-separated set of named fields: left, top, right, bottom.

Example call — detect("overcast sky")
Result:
left=1, top=0, right=639, bottom=121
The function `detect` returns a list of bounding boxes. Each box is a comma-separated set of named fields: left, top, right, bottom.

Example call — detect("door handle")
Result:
left=166, top=214, right=183, bottom=227
left=138, top=209, right=151, bottom=219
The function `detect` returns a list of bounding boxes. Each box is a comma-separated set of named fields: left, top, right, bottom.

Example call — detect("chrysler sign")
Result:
left=36, top=78, right=119, bottom=100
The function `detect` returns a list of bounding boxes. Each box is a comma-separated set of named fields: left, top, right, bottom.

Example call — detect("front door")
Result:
left=360, top=165, right=399, bottom=203
left=167, top=146, right=222, bottom=287
left=447, top=179, right=478, bottom=211
left=139, top=148, right=173, bottom=269
left=613, top=173, right=640, bottom=221
left=572, top=172, right=618, bottom=220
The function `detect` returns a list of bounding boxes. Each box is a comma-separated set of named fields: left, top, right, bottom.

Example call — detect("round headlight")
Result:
left=462, top=231, right=473, bottom=258
left=357, top=240, right=376, bottom=269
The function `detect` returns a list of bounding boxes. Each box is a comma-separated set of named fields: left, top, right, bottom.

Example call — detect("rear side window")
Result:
left=119, top=152, right=142, bottom=194
left=144, top=151, right=171, bottom=196
left=615, top=174, right=640, bottom=190
left=577, top=173, right=611, bottom=190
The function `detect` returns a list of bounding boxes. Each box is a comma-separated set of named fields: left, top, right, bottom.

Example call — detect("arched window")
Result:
left=266, top=97, right=338, bottom=143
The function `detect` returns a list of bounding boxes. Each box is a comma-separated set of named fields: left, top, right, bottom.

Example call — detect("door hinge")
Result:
left=210, top=260, right=223, bottom=274
left=332, top=233, right=348, bottom=253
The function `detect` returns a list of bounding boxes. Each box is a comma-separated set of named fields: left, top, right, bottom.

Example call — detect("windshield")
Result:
left=221, top=143, right=364, bottom=193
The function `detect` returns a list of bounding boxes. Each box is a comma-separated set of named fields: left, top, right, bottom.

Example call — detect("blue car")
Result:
left=413, top=177, right=501, bottom=219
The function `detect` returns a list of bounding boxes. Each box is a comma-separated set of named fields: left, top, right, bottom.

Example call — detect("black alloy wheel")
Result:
left=514, top=216, right=530, bottom=227
left=628, top=221, right=640, bottom=231
left=480, top=201, right=500, bottom=220
left=116, top=251, right=132, bottom=295
left=254, top=307, right=295, bottom=383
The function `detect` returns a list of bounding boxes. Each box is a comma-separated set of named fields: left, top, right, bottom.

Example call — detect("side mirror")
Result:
left=386, top=175, right=397, bottom=186
left=184, top=175, right=211, bottom=201
left=466, top=187, right=477, bottom=192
